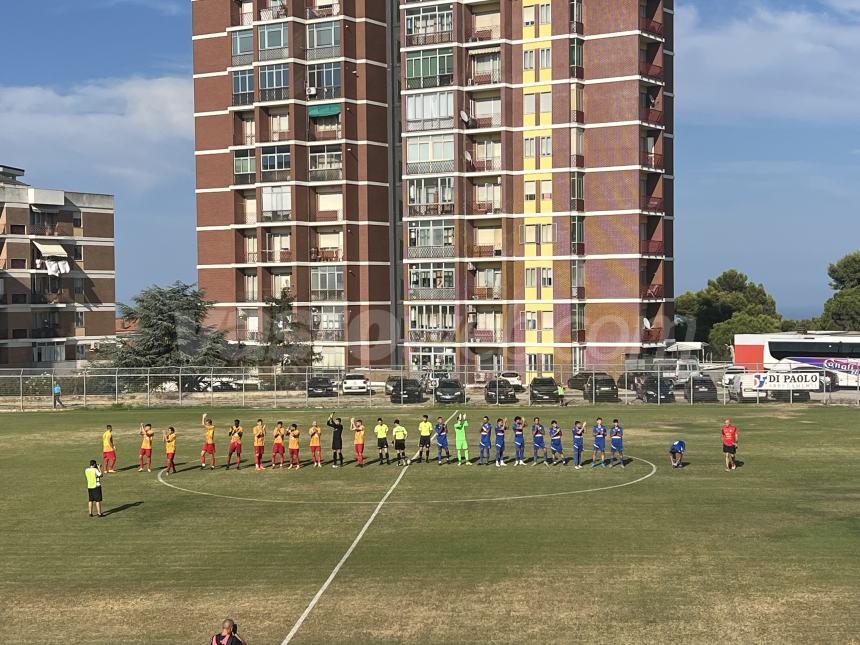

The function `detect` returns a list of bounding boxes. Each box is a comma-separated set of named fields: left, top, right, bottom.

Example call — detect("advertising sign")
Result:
left=752, top=372, right=820, bottom=391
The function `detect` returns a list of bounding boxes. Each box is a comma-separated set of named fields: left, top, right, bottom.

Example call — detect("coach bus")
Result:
left=734, top=332, right=860, bottom=388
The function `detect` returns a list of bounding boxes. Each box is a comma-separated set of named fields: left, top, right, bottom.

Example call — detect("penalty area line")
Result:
left=280, top=410, right=460, bottom=644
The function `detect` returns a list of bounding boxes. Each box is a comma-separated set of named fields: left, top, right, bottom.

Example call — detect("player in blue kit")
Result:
left=669, top=439, right=685, bottom=468
left=495, top=418, right=507, bottom=467
left=478, top=416, right=493, bottom=465
left=549, top=420, right=565, bottom=465
left=591, top=417, right=607, bottom=469
left=532, top=417, right=548, bottom=466
left=609, top=418, right=625, bottom=468
left=435, top=416, right=451, bottom=464
left=572, top=421, right=585, bottom=469
left=512, top=416, right=526, bottom=465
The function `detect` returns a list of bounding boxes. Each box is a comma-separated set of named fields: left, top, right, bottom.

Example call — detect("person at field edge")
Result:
left=210, top=618, right=245, bottom=645
left=138, top=423, right=155, bottom=472
left=374, top=418, right=390, bottom=465
left=226, top=419, right=244, bottom=470
left=327, top=413, right=345, bottom=468
left=309, top=420, right=323, bottom=468
left=721, top=418, right=738, bottom=472
left=101, top=424, right=116, bottom=473
left=352, top=417, right=366, bottom=467
left=557, top=383, right=566, bottom=407
left=495, top=417, right=507, bottom=467
left=417, top=414, right=433, bottom=463
left=454, top=413, right=472, bottom=466
left=252, top=419, right=266, bottom=471
left=479, top=416, right=493, bottom=465
left=271, top=421, right=286, bottom=469
left=85, top=460, right=104, bottom=517
left=392, top=419, right=408, bottom=466
left=200, top=414, right=217, bottom=469
left=549, top=420, right=565, bottom=465
left=435, top=416, right=451, bottom=464
left=532, top=416, right=549, bottom=466
left=53, top=382, right=64, bottom=408
left=163, top=426, right=177, bottom=474
left=288, top=423, right=301, bottom=469
left=669, top=440, right=686, bottom=468
left=512, top=416, right=526, bottom=465
left=591, top=417, right=607, bottom=469
left=609, top=418, right=625, bottom=468
left=572, top=420, right=585, bottom=469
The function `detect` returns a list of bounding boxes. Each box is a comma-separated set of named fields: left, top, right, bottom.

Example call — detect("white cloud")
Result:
left=822, top=0, right=860, bottom=14
left=0, top=76, right=193, bottom=193
left=676, top=4, right=860, bottom=123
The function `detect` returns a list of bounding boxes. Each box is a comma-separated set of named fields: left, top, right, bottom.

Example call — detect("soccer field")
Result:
left=1, top=405, right=858, bottom=644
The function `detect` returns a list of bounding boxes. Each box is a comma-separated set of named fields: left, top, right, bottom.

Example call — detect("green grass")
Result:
left=1, top=405, right=858, bottom=644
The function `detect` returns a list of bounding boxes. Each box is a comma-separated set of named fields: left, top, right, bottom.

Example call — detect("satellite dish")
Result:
left=643, top=318, right=652, bottom=330
left=460, top=110, right=470, bottom=124
left=464, top=150, right=473, bottom=163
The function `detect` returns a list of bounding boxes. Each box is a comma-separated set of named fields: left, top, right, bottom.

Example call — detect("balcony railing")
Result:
left=313, top=209, right=342, bottom=222
left=308, top=126, right=342, bottom=141
left=31, top=326, right=61, bottom=339
left=308, top=167, right=343, bottom=182
left=640, top=18, right=664, bottom=38
left=306, top=3, right=340, bottom=19
left=233, top=91, right=254, bottom=106
left=639, top=62, right=664, bottom=80
left=641, top=327, right=664, bottom=344
left=260, top=87, right=290, bottom=102
left=244, top=251, right=259, bottom=264
left=314, top=328, right=345, bottom=341
left=572, top=329, right=586, bottom=343
left=641, top=284, right=665, bottom=300
left=571, top=242, right=585, bottom=255
left=406, top=117, right=455, bottom=132
left=470, top=328, right=504, bottom=343
left=472, top=285, right=502, bottom=299
left=472, top=114, right=502, bottom=129
left=234, top=172, right=256, bottom=185
left=470, top=201, right=502, bottom=214
left=467, top=68, right=502, bottom=86
left=641, top=196, right=665, bottom=213
left=469, top=244, right=501, bottom=258
left=261, top=169, right=291, bottom=182
left=640, top=107, right=663, bottom=124
left=407, top=202, right=455, bottom=217
left=409, top=287, right=455, bottom=300
left=409, top=329, right=455, bottom=343
left=571, top=197, right=585, bottom=212
left=260, top=46, right=289, bottom=61
left=570, top=65, right=584, bottom=80
left=641, top=152, right=664, bottom=170
left=641, top=240, right=665, bottom=255
left=469, top=157, right=502, bottom=172
left=262, top=248, right=293, bottom=263
left=237, top=329, right=262, bottom=343
left=571, top=286, right=586, bottom=300
left=466, top=25, right=501, bottom=41
left=406, top=160, right=454, bottom=175
left=260, top=5, right=288, bottom=21
left=405, top=31, right=454, bottom=46
left=239, top=11, right=253, bottom=25
left=232, top=53, right=253, bottom=67
left=311, top=289, right=344, bottom=301
left=407, top=245, right=455, bottom=259
left=570, top=154, right=585, bottom=168
left=28, top=224, right=67, bottom=236
left=310, top=247, right=341, bottom=262
left=262, top=209, right=292, bottom=222
left=405, top=74, right=454, bottom=90
left=570, top=20, right=584, bottom=34
left=571, top=109, right=585, bottom=124
left=306, top=86, right=341, bottom=100
left=305, top=45, right=341, bottom=61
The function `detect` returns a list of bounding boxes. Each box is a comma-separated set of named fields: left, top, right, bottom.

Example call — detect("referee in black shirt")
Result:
left=327, top=413, right=345, bottom=468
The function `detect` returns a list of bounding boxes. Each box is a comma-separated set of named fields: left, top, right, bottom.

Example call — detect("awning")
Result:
left=666, top=341, right=708, bottom=353
left=469, top=46, right=501, bottom=56
left=308, top=103, right=341, bottom=118
left=32, top=241, right=68, bottom=258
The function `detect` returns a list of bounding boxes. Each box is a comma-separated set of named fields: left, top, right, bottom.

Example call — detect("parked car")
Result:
left=769, top=367, right=832, bottom=393
left=390, top=378, right=423, bottom=404
left=728, top=375, right=767, bottom=403
left=385, top=375, right=401, bottom=395
left=568, top=371, right=612, bottom=391
left=499, top=371, right=525, bottom=392
left=307, top=377, right=335, bottom=398
left=484, top=379, right=518, bottom=404
left=683, top=376, right=719, bottom=402
left=341, top=373, right=370, bottom=394
left=722, top=366, right=746, bottom=388
left=529, top=377, right=560, bottom=403
left=769, top=388, right=811, bottom=402
left=637, top=377, right=676, bottom=403
left=583, top=375, right=619, bottom=402
left=422, top=370, right=450, bottom=391
left=208, top=380, right=237, bottom=392
left=434, top=379, right=466, bottom=404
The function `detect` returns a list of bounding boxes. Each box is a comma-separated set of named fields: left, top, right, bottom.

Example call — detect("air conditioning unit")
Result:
left=306, top=87, right=317, bottom=97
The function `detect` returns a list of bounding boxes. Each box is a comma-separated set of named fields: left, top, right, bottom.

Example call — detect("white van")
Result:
left=728, top=374, right=767, bottom=403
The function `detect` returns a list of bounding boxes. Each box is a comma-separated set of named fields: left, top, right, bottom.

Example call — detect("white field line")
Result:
left=279, top=410, right=459, bottom=644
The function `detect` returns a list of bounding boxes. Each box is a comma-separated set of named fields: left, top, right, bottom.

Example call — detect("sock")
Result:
left=464, top=449, right=470, bottom=461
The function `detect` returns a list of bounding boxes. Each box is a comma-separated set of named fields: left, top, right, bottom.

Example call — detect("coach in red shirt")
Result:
left=721, top=418, right=738, bottom=472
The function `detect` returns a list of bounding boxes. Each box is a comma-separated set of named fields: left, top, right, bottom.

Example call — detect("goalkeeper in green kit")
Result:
left=454, top=413, right=472, bottom=466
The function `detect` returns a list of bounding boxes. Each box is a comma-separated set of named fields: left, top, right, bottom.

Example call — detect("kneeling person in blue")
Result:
left=609, top=418, right=624, bottom=468
left=435, top=416, right=450, bottom=464
left=591, top=418, right=607, bottom=469
left=572, top=421, right=585, bottom=469
left=669, top=440, right=685, bottom=468
left=549, top=420, right=565, bottom=465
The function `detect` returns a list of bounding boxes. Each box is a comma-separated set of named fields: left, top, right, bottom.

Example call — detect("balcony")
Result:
left=469, top=328, right=504, bottom=343
left=262, top=209, right=292, bottom=222
left=29, top=223, right=71, bottom=237
left=640, top=151, right=664, bottom=170
left=308, top=126, right=342, bottom=141
left=641, top=284, right=665, bottom=300
left=466, top=25, right=501, bottom=41
left=571, top=242, right=585, bottom=255
left=233, top=91, right=254, bottom=106
left=260, top=5, right=288, bottom=21
left=305, top=45, right=341, bottom=61
left=572, top=329, right=586, bottom=343
left=470, top=201, right=501, bottom=214
left=570, top=20, right=584, bottom=34
left=407, top=245, right=455, bottom=259
left=640, top=17, right=664, bottom=38
left=409, top=329, right=455, bottom=343
left=406, top=160, right=454, bottom=175
left=308, top=166, right=343, bottom=182
left=311, top=289, right=344, bottom=301
left=306, top=3, right=340, bottom=19
left=407, top=202, right=455, bottom=218
left=232, top=53, right=253, bottom=66
left=469, top=244, right=501, bottom=258
left=260, top=87, right=290, bottom=102
left=571, top=286, right=586, bottom=300
left=570, top=65, right=584, bottom=80
left=641, top=196, right=665, bottom=213
left=406, top=116, right=455, bottom=132
left=306, top=86, right=341, bottom=100
left=405, top=31, right=454, bottom=46
left=261, top=169, right=291, bottom=182
left=571, top=197, right=584, bottom=211
left=262, top=248, right=293, bottom=263
left=237, top=329, right=263, bottom=343
left=31, top=326, right=61, bottom=339
left=472, top=285, right=502, bottom=300
left=244, top=251, right=260, bottom=264
left=234, top=172, right=256, bottom=185
left=409, top=287, right=455, bottom=300
left=570, top=154, right=585, bottom=168
left=641, top=240, right=665, bottom=255
left=642, top=327, right=664, bottom=344
left=639, top=62, right=664, bottom=81
left=467, top=68, right=501, bottom=86
left=405, top=74, right=454, bottom=90
left=571, top=109, right=585, bottom=124
left=640, top=107, right=663, bottom=125
left=310, top=247, right=341, bottom=262
left=469, top=157, right=502, bottom=173
left=314, top=328, right=345, bottom=341
left=472, top=114, right=502, bottom=129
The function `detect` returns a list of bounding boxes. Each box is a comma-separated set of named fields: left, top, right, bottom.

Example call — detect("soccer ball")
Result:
left=406, top=459, right=412, bottom=465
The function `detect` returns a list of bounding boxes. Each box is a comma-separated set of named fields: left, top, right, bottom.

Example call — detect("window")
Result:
left=308, top=144, right=342, bottom=170
left=311, top=266, right=343, bottom=294
left=541, top=310, right=554, bottom=330
left=539, top=47, right=551, bottom=70
left=406, top=134, right=455, bottom=162
left=261, top=145, right=290, bottom=171
left=408, top=219, right=454, bottom=248
left=570, top=40, right=583, bottom=67
left=541, top=180, right=553, bottom=201
left=572, top=259, right=585, bottom=288
left=75, top=344, right=86, bottom=360
left=408, top=263, right=455, bottom=289
left=307, top=62, right=340, bottom=92
left=571, top=172, right=584, bottom=201
left=407, top=177, right=454, bottom=206
left=541, top=353, right=554, bottom=371
left=405, top=48, right=454, bottom=81
left=541, top=267, right=553, bottom=287
left=524, top=180, right=536, bottom=201
left=259, top=23, right=288, bottom=51
left=234, top=150, right=255, bottom=175
left=572, top=303, right=585, bottom=330
left=260, top=64, right=289, bottom=89
left=539, top=3, right=551, bottom=24
left=232, top=30, right=253, bottom=56
left=524, top=93, right=537, bottom=115
left=526, top=353, right=538, bottom=372
left=272, top=272, right=291, bottom=295
left=572, top=215, right=584, bottom=245
left=405, top=6, right=453, bottom=38
left=524, top=311, right=538, bottom=331
left=243, top=271, right=257, bottom=301
left=73, top=212, right=82, bottom=228
left=571, top=128, right=584, bottom=155
left=523, top=50, right=535, bottom=71
left=73, top=278, right=84, bottom=295
left=405, top=91, right=454, bottom=128
left=525, top=267, right=537, bottom=288
left=540, top=92, right=552, bottom=113
left=75, top=311, right=85, bottom=328
left=539, top=135, right=552, bottom=157
left=262, top=186, right=291, bottom=213
left=541, top=223, right=554, bottom=243
left=72, top=246, right=83, bottom=261
left=307, top=21, right=340, bottom=49
left=523, top=5, right=535, bottom=26
left=232, top=70, right=254, bottom=94
left=409, top=305, right=455, bottom=331
left=270, top=108, right=289, bottom=136
left=313, top=306, right=345, bottom=331
left=524, top=137, right=536, bottom=158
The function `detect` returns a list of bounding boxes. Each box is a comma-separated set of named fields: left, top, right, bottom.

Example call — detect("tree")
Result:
left=821, top=287, right=860, bottom=331
left=708, top=312, right=783, bottom=360
left=827, top=251, right=860, bottom=291
left=247, top=288, right=319, bottom=366
left=112, top=282, right=228, bottom=368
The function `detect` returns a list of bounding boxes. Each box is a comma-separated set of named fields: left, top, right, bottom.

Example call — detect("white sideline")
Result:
left=280, top=410, right=459, bottom=644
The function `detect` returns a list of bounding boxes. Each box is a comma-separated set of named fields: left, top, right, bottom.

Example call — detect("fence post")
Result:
left=146, top=368, right=151, bottom=407
left=83, top=369, right=87, bottom=408
left=242, top=366, right=246, bottom=408
left=51, top=371, right=55, bottom=410
left=305, top=366, right=309, bottom=407
left=210, top=367, right=215, bottom=408
left=114, top=369, right=119, bottom=405
left=179, top=367, right=183, bottom=407
left=19, top=369, right=24, bottom=411
left=273, top=369, right=278, bottom=409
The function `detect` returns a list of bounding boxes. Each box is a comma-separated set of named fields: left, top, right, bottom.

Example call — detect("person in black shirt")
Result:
left=327, top=413, right=345, bottom=468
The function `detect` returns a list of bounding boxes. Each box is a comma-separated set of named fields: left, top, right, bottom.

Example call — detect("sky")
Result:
left=1, top=0, right=859, bottom=319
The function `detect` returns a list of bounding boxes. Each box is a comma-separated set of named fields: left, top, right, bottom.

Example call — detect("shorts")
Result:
left=202, top=444, right=216, bottom=454
left=722, top=444, right=737, bottom=454
left=573, top=440, right=584, bottom=451
left=139, top=448, right=152, bottom=457
left=480, top=440, right=491, bottom=449
left=102, top=450, right=116, bottom=461
left=533, top=438, right=545, bottom=449
left=593, top=438, right=605, bottom=451
left=272, top=443, right=285, bottom=454
left=332, top=437, right=343, bottom=450
left=377, top=438, right=389, bottom=449
left=611, top=440, right=623, bottom=452
left=87, top=487, right=103, bottom=502
left=228, top=443, right=242, bottom=456
left=289, top=448, right=300, bottom=458
left=419, top=435, right=431, bottom=447
left=495, top=441, right=505, bottom=450
left=354, top=443, right=364, bottom=452
left=669, top=448, right=683, bottom=456
left=455, top=438, right=468, bottom=450
left=550, top=440, right=563, bottom=453
left=437, top=437, right=449, bottom=449
left=254, top=445, right=264, bottom=457
left=394, top=439, right=406, bottom=451
left=311, top=445, right=321, bottom=454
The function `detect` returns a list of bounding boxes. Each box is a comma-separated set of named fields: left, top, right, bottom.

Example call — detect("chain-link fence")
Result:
left=0, top=363, right=857, bottom=410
